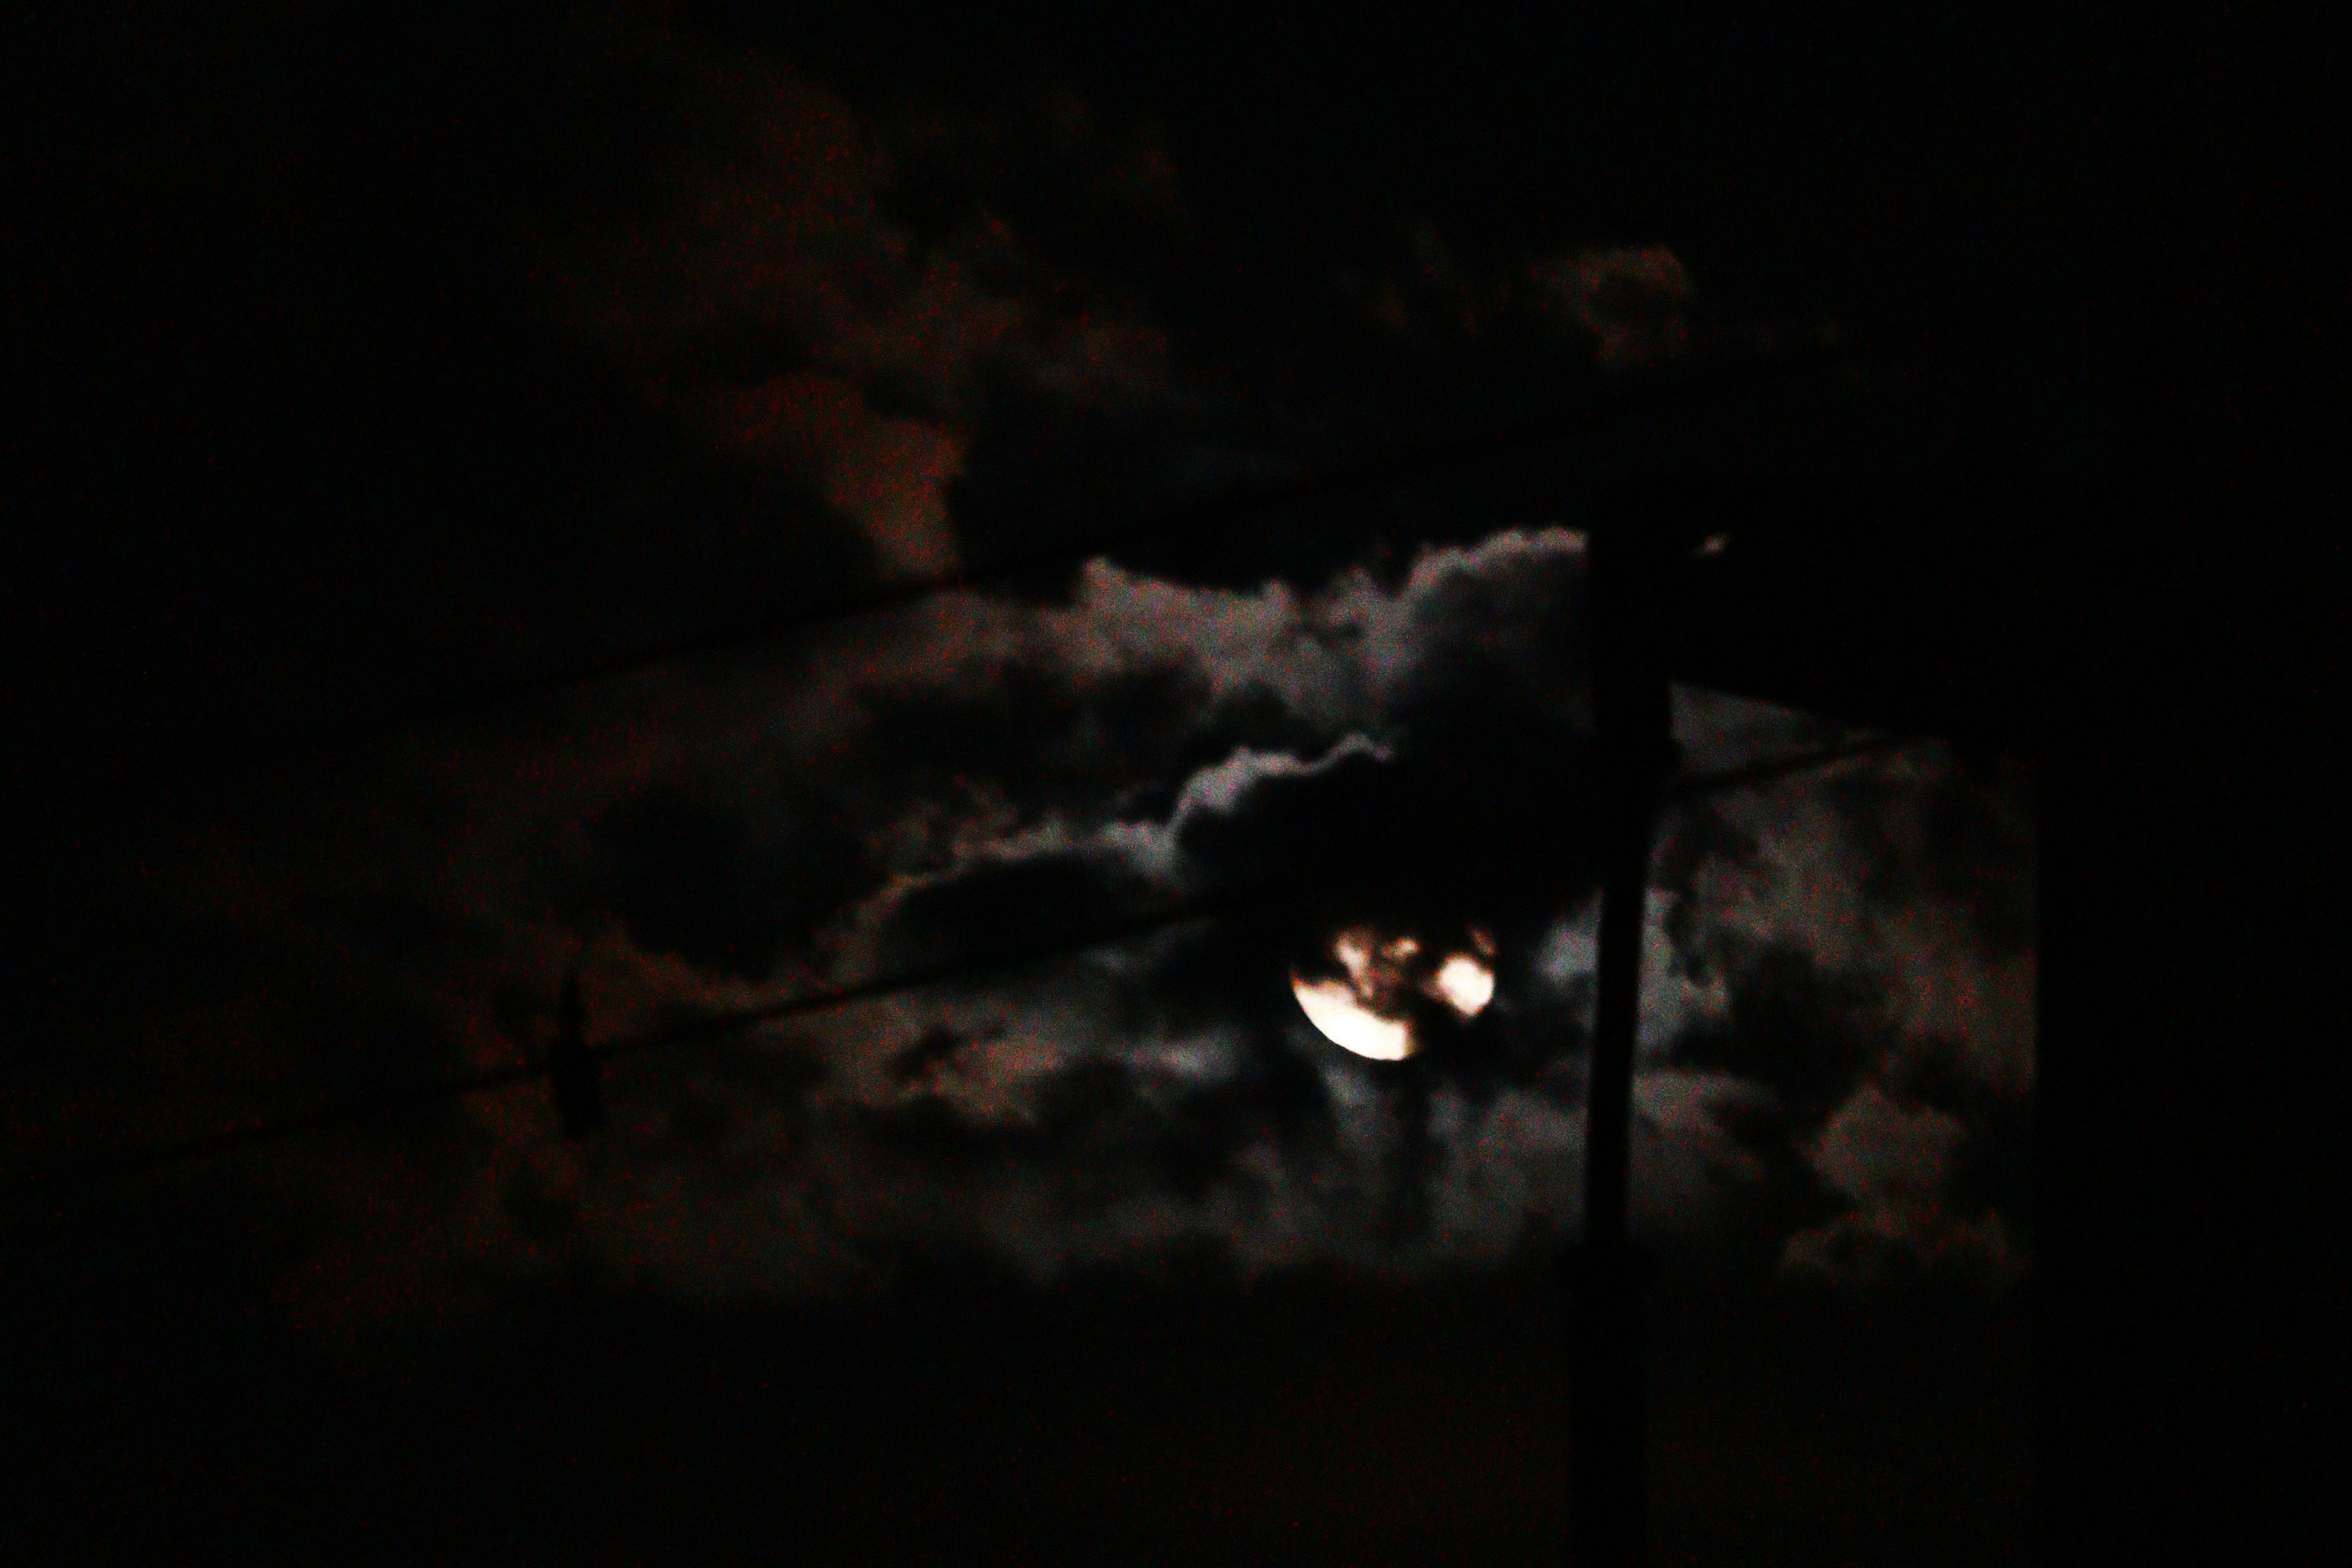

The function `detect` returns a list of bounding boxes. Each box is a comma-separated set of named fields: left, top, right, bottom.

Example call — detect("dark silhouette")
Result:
left=1567, top=519, right=1678, bottom=1566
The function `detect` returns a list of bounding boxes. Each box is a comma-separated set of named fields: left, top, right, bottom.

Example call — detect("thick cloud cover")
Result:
left=128, top=521, right=2032, bottom=1343
left=46, top=12, right=2030, bottom=1341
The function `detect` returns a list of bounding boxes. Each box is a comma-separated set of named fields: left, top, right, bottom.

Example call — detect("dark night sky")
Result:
left=5, top=2, right=2347, bottom=1564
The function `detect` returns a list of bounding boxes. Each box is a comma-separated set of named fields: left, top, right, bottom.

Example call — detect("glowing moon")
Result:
left=1428, top=953, right=1495, bottom=1015
left=1292, top=925, right=1496, bottom=1059
left=1292, top=974, right=1414, bottom=1060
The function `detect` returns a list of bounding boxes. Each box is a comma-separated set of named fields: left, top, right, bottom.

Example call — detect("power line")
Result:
left=74, top=277, right=2098, bottom=797
left=7, top=879, right=1275, bottom=1201
left=7, top=730, right=1921, bottom=1203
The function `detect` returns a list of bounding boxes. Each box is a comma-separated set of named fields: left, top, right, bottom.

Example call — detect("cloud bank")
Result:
left=152, top=522, right=2031, bottom=1338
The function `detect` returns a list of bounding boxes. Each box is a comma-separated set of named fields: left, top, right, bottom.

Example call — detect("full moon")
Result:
left=1291, top=925, right=1495, bottom=1060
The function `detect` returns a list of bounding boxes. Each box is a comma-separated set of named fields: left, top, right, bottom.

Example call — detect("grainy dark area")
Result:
left=8, top=1, right=2345, bottom=1563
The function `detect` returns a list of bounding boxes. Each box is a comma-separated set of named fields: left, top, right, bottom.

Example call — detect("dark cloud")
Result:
left=589, top=786, right=792, bottom=982
left=944, top=369, right=1275, bottom=580
left=527, top=20, right=1230, bottom=587
left=1881, top=1041, right=2034, bottom=1258
left=555, top=760, right=882, bottom=989
left=887, top=1022, right=971, bottom=1085
left=1630, top=737, right=2037, bottom=1293
left=1096, top=913, right=1298, bottom=1046
left=1642, top=1079, right=1853, bottom=1276
left=1667, top=940, right=1892, bottom=1136
left=633, top=1037, right=832, bottom=1183
left=1940, top=1095, right=2034, bottom=1258
left=12, top=4, right=900, bottom=766
left=75, top=536, right=2034, bottom=1325
left=1918, top=759, right=2038, bottom=957
left=26, top=0, right=2040, bottom=1318
left=1653, top=802, right=1767, bottom=958
left=878, top=846, right=1169, bottom=972
left=856, top=657, right=1248, bottom=827
left=1530, top=245, right=1700, bottom=371
left=859, top=1044, right=1332, bottom=1224
left=828, top=529, right=1607, bottom=1139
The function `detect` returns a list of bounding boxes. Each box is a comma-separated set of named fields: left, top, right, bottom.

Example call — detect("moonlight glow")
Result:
left=1292, top=974, right=1415, bottom=1060
left=1292, top=925, right=1495, bottom=1058
left=1428, top=953, right=1495, bottom=1015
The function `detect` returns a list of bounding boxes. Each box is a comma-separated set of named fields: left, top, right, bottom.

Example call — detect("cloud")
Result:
left=1779, top=1202, right=2028, bottom=1295
left=470, top=565, right=2020, bottom=1305
left=532, top=24, right=1189, bottom=581
left=489, top=529, right=1651, bottom=1290
left=1333, top=228, right=1851, bottom=400
left=141, top=518, right=2030, bottom=1332
left=448, top=527, right=1612, bottom=1291
left=685, top=373, right=967, bottom=577
left=867, top=836, right=1175, bottom=972
left=36, top=2, right=2038, bottom=1348
left=790, top=527, right=1604, bottom=1080
left=1531, top=245, right=1698, bottom=371
left=1629, top=721, right=2036, bottom=1294
left=587, top=785, right=793, bottom=982
left=1532, top=889, right=1733, bottom=1063
left=1343, top=231, right=1703, bottom=374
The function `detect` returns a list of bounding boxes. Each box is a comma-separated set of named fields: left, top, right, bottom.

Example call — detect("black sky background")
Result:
left=9, top=0, right=2141, bottom=768
left=6, top=2, right=2350, bottom=1564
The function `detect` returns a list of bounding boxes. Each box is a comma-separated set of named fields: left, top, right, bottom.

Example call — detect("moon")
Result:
left=1292, top=973, right=1415, bottom=1060
left=1292, top=925, right=1496, bottom=1060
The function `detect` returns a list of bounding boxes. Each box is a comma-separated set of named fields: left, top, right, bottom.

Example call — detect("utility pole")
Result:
left=1569, top=520, right=1675, bottom=1567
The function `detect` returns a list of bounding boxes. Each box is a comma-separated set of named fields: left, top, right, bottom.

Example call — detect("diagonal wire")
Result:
left=9, top=876, right=1305, bottom=1200
left=7, top=729, right=1928, bottom=1203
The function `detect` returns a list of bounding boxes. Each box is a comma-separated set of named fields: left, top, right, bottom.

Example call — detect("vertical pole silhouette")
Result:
left=549, top=963, right=605, bottom=1141
left=1569, top=522, right=1674, bottom=1567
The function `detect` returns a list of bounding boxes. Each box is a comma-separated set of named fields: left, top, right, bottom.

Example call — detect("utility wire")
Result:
left=8, top=729, right=1920, bottom=1203
left=9, top=878, right=1284, bottom=1200
left=77, top=277, right=2098, bottom=795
